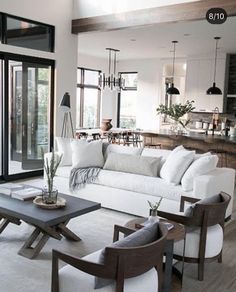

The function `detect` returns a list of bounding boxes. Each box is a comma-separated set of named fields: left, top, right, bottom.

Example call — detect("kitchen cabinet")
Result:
left=185, top=56, right=226, bottom=112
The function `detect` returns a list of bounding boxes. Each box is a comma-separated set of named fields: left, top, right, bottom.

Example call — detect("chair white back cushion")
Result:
left=160, top=146, right=195, bottom=185
left=55, top=137, right=73, bottom=166
left=71, top=140, right=104, bottom=168
left=181, top=155, right=219, bottom=191
left=174, top=224, right=223, bottom=258
left=59, top=249, right=158, bottom=292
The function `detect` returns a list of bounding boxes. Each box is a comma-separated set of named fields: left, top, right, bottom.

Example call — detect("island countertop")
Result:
left=140, top=130, right=236, bottom=144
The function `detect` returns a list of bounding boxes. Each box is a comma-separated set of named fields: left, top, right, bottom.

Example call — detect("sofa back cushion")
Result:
left=160, top=145, right=195, bottom=185
left=104, top=143, right=142, bottom=160
left=71, top=140, right=104, bottom=168
left=181, top=155, right=218, bottom=191
left=103, top=152, right=161, bottom=177
left=141, top=148, right=171, bottom=176
left=94, top=222, right=159, bottom=289
left=55, top=137, right=73, bottom=166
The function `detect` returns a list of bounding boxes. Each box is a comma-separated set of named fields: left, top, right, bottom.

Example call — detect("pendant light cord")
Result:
left=114, top=51, right=117, bottom=75
left=108, top=49, right=111, bottom=75
left=213, top=38, right=219, bottom=83
left=172, top=41, right=176, bottom=79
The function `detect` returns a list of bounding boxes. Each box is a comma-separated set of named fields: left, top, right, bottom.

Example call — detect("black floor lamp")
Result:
left=60, top=92, right=74, bottom=138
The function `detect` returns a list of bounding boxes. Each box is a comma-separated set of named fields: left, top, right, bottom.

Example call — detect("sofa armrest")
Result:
left=193, top=168, right=235, bottom=217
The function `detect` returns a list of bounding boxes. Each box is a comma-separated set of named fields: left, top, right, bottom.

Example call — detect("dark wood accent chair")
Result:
left=157, top=192, right=231, bottom=281
left=51, top=223, right=168, bottom=292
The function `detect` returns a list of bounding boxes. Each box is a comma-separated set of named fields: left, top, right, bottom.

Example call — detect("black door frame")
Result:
left=1, top=51, right=54, bottom=182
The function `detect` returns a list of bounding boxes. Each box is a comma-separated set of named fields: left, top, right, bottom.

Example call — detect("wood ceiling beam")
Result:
left=72, top=0, right=236, bottom=34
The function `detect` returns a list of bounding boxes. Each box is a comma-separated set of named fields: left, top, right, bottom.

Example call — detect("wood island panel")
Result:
left=141, top=131, right=236, bottom=169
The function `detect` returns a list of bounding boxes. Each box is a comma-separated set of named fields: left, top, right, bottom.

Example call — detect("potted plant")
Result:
left=43, top=150, right=62, bottom=204
left=156, top=100, right=195, bottom=133
left=148, top=197, right=163, bottom=223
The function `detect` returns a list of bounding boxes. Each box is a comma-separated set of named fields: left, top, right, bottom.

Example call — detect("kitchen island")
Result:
left=141, top=130, right=236, bottom=169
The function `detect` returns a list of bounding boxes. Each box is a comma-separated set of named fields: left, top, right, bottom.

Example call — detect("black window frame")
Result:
left=0, top=51, right=55, bottom=182
left=117, top=72, right=138, bottom=128
left=0, top=12, right=55, bottom=53
left=77, top=67, right=101, bottom=129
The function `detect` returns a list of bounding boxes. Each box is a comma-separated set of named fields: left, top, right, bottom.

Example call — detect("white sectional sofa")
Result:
left=46, top=142, right=235, bottom=219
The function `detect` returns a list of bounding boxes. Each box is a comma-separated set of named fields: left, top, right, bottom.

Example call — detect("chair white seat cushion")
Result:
left=59, top=249, right=158, bottom=292
left=174, top=224, right=223, bottom=258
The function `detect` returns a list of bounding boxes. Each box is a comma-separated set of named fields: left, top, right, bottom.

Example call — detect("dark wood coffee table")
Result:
left=0, top=193, right=100, bottom=259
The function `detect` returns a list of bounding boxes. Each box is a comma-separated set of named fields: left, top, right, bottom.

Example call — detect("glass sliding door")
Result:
left=6, top=56, right=53, bottom=176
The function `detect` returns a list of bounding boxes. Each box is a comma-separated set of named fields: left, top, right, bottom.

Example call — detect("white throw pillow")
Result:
left=71, top=140, right=104, bottom=168
left=181, top=155, right=219, bottom=191
left=160, top=146, right=195, bottom=185
left=55, top=137, right=73, bottom=166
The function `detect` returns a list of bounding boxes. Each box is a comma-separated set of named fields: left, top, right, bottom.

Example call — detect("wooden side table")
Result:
left=125, top=217, right=185, bottom=292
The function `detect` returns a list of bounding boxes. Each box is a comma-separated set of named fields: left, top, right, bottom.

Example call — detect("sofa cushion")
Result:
left=103, top=153, right=161, bottom=177
left=94, top=170, right=183, bottom=202
left=56, top=166, right=72, bottom=178
left=174, top=224, right=223, bottom=258
left=160, top=146, right=195, bottom=185
left=181, top=155, right=219, bottom=191
left=104, top=144, right=142, bottom=160
left=71, top=140, right=104, bottom=168
left=55, top=137, right=73, bottom=166
left=95, top=222, right=159, bottom=289
left=59, top=249, right=158, bottom=292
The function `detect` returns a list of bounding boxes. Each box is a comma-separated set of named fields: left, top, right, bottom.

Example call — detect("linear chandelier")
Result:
left=99, top=48, right=125, bottom=90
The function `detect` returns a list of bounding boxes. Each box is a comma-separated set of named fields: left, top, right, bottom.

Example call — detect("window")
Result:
left=1, top=13, right=54, bottom=52
left=117, top=72, right=138, bottom=129
left=77, top=68, right=101, bottom=128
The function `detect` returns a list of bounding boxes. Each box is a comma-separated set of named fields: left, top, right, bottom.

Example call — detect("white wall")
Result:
left=185, top=54, right=226, bottom=112
left=77, top=53, right=117, bottom=126
left=0, top=0, right=78, bottom=137
left=118, top=58, right=163, bottom=131
left=73, top=0, right=199, bottom=19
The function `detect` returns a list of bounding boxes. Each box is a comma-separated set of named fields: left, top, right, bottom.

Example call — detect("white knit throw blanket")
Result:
left=69, top=167, right=101, bottom=190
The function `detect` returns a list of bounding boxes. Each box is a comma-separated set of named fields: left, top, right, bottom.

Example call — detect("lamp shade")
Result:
left=166, top=83, right=180, bottom=95
left=206, top=82, right=222, bottom=95
left=60, top=92, right=71, bottom=111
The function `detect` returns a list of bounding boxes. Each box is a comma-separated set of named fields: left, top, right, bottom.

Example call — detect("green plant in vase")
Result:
left=43, top=150, right=62, bottom=204
left=156, top=100, right=195, bottom=133
left=148, top=197, right=163, bottom=222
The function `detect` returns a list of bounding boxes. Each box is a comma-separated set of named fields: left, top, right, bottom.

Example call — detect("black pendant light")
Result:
left=207, top=37, right=222, bottom=95
left=167, top=40, right=180, bottom=95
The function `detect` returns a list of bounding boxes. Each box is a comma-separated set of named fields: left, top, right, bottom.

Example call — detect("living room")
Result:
left=0, top=0, right=236, bottom=291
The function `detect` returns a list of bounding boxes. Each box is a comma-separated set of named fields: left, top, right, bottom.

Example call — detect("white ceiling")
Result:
left=78, top=17, right=236, bottom=60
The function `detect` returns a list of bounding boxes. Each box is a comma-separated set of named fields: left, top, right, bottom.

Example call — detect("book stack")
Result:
left=12, top=188, right=42, bottom=201
left=0, top=183, right=42, bottom=201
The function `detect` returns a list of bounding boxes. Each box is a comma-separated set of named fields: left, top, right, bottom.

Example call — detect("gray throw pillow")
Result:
left=103, top=152, right=161, bottom=177
left=94, top=222, right=159, bottom=289
left=184, top=194, right=221, bottom=217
